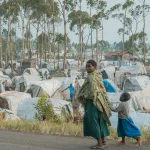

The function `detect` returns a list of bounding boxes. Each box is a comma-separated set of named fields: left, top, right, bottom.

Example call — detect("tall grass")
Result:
left=0, top=120, right=149, bottom=143
left=0, top=120, right=83, bottom=136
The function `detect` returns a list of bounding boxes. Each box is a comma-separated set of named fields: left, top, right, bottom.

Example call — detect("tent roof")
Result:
left=0, top=91, right=31, bottom=114
left=27, top=79, right=62, bottom=97
left=23, top=68, right=39, bottom=76
left=124, top=75, right=150, bottom=90
left=19, top=74, right=41, bottom=87
left=120, top=65, right=147, bottom=74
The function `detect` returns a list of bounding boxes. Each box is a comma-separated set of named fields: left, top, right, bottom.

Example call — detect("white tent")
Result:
left=115, top=65, right=147, bottom=87
left=17, top=97, right=73, bottom=121
left=123, top=75, right=150, bottom=92
left=0, top=71, right=4, bottom=76
left=120, top=65, right=147, bottom=75
left=52, top=77, right=84, bottom=100
left=110, top=111, right=150, bottom=129
left=108, top=89, right=150, bottom=113
left=39, top=68, right=49, bottom=75
left=0, top=75, right=12, bottom=93
left=15, top=74, right=41, bottom=92
left=0, top=75, right=12, bottom=84
left=101, top=66, right=115, bottom=81
left=25, top=79, right=62, bottom=98
left=0, top=91, right=31, bottom=114
left=0, top=108, right=20, bottom=121
left=11, top=76, right=21, bottom=89
left=23, top=68, right=39, bottom=76
left=4, top=67, right=11, bottom=76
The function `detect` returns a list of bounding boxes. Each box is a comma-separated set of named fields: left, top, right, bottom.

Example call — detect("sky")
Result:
left=15, top=0, right=150, bottom=45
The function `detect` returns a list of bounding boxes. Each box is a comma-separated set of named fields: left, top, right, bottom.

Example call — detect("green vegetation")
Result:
left=34, top=95, right=61, bottom=122
left=0, top=120, right=149, bottom=144
left=0, top=0, right=150, bottom=68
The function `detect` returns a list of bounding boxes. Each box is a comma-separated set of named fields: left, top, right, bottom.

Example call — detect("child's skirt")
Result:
left=117, top=118, right=142, bottom=137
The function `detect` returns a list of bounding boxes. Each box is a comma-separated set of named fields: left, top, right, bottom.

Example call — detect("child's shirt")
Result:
left=113, top=102, right=130, bottom=119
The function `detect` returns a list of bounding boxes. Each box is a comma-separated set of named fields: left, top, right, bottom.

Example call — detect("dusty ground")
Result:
left=0, top=130, right=149, bottom=150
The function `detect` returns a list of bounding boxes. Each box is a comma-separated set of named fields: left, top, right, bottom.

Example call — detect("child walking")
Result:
left=113, top=92, right=142, bottom=146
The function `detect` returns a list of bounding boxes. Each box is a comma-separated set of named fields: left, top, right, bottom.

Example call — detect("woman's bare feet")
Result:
left=102, top=139, right=106, bottom=145
left=90, top=144, right=104, bottom=149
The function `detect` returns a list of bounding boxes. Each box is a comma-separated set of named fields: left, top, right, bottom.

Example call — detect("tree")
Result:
left=141, top=0, right=150, bottom=65
left=0, top=3, right=5, bottom=67
left=88, top=0, right=108, bottom=62
left=110, top=0, right=134, bottom=61
left=86, top=0, right=96, bottom=59
left=2, top=0, right=20, bottom=68
left=68, top=10, right=91, bottom=64
left=58, top=0, right=76, bottom=70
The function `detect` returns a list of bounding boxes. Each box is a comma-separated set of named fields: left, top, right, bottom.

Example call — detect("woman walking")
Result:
left=78, top=60, right=112, bottom=149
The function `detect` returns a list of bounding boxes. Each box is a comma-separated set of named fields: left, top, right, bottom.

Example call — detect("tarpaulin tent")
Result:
left=103, top=79, right=119, bottom=93
left=39, top=68, right=49, bottom=76
left=0, top=75, right=12, bottom=84
left=17, top=97, right=73, bottom=121
left=123, top=75, right=150, bottom=92
left=0, top=91, right=31, bottom=114
left=0, top=71, right=4, bottom=76
left=0, top=75, right=12, bottom=93
left=101, top=68, right=115, bottom=81
left=11, top=76, right=21, bottom=89
left=120, top=65, right=147, bottom=75
left=108, top=89, right=150, bottom=113
left=115, top=65, right=147, bottom=87
left=110, top=111, right=150, bottom=129
left=52, top=77, right=84, bottom=100
left=25, top=79, right=62, bottom=98
left=0, top=108, right=20, bottom=121
left=23, top=68, right=39, bottom=76
left=15, top=74, right=41, bottom=92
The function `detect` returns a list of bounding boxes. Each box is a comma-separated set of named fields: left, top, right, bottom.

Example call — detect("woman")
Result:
left=78, top=60, right=112, bottom=149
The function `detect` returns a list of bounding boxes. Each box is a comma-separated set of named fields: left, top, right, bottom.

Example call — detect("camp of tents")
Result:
left=0, top=59, right=150, bottom=129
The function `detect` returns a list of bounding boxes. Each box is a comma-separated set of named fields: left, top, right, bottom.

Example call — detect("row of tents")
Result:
left=0, top=60, right=150, bottom=129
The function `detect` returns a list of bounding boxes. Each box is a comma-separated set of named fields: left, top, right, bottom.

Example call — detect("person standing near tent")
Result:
left=62, top=84, right=75, bottom=102
left=4, top=80, right=9, bottom=91
left=67, top=69, right=71, bottom=77
left=44, top=71, right=48, bottom=80
left=78, top=60, right=112, bottom=149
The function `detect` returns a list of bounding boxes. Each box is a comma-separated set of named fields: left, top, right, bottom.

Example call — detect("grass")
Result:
left=0, top=120, right=149, bottom=144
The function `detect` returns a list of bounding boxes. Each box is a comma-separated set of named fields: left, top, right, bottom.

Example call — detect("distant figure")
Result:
left=44, top=71, right=48, bottom=80
left=62, top=84, right=75, bottom=102
left=113, top=92, right=142, bottom=146
left=4, top=80, right=9, bottom=91
left=39, top=71, right=42, bottom=77
left=67, top=69, right=71, bottom=77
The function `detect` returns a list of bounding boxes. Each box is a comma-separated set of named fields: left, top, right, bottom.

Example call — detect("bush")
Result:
left=34, top=95, right=61, bottom=122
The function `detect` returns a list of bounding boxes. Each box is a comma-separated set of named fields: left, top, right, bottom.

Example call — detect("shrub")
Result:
left=34, top=95, right=61, bottom=122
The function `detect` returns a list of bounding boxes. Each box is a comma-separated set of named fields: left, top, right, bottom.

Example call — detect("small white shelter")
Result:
left=0, top=91, right=31, bottom=114
left=25, top=79, right=62, bottom=98
left=23, top=68, right=39, bottom=76
left=17, top=97, right=73, bottom=121
left=15, top=74, right=41, bottom=92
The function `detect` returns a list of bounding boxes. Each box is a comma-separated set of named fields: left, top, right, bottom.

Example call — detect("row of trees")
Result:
left=0, top=0, right=150, bottom=69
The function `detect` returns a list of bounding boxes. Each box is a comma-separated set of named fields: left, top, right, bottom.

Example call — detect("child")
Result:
left=113, top=92, right=142, bottom=146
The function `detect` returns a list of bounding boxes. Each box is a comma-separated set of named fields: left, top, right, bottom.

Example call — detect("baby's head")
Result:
left=120, top=92, right=131, bottom=102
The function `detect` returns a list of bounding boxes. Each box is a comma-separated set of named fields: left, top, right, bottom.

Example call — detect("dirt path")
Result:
left=0, top=130, right=149, bottom=150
